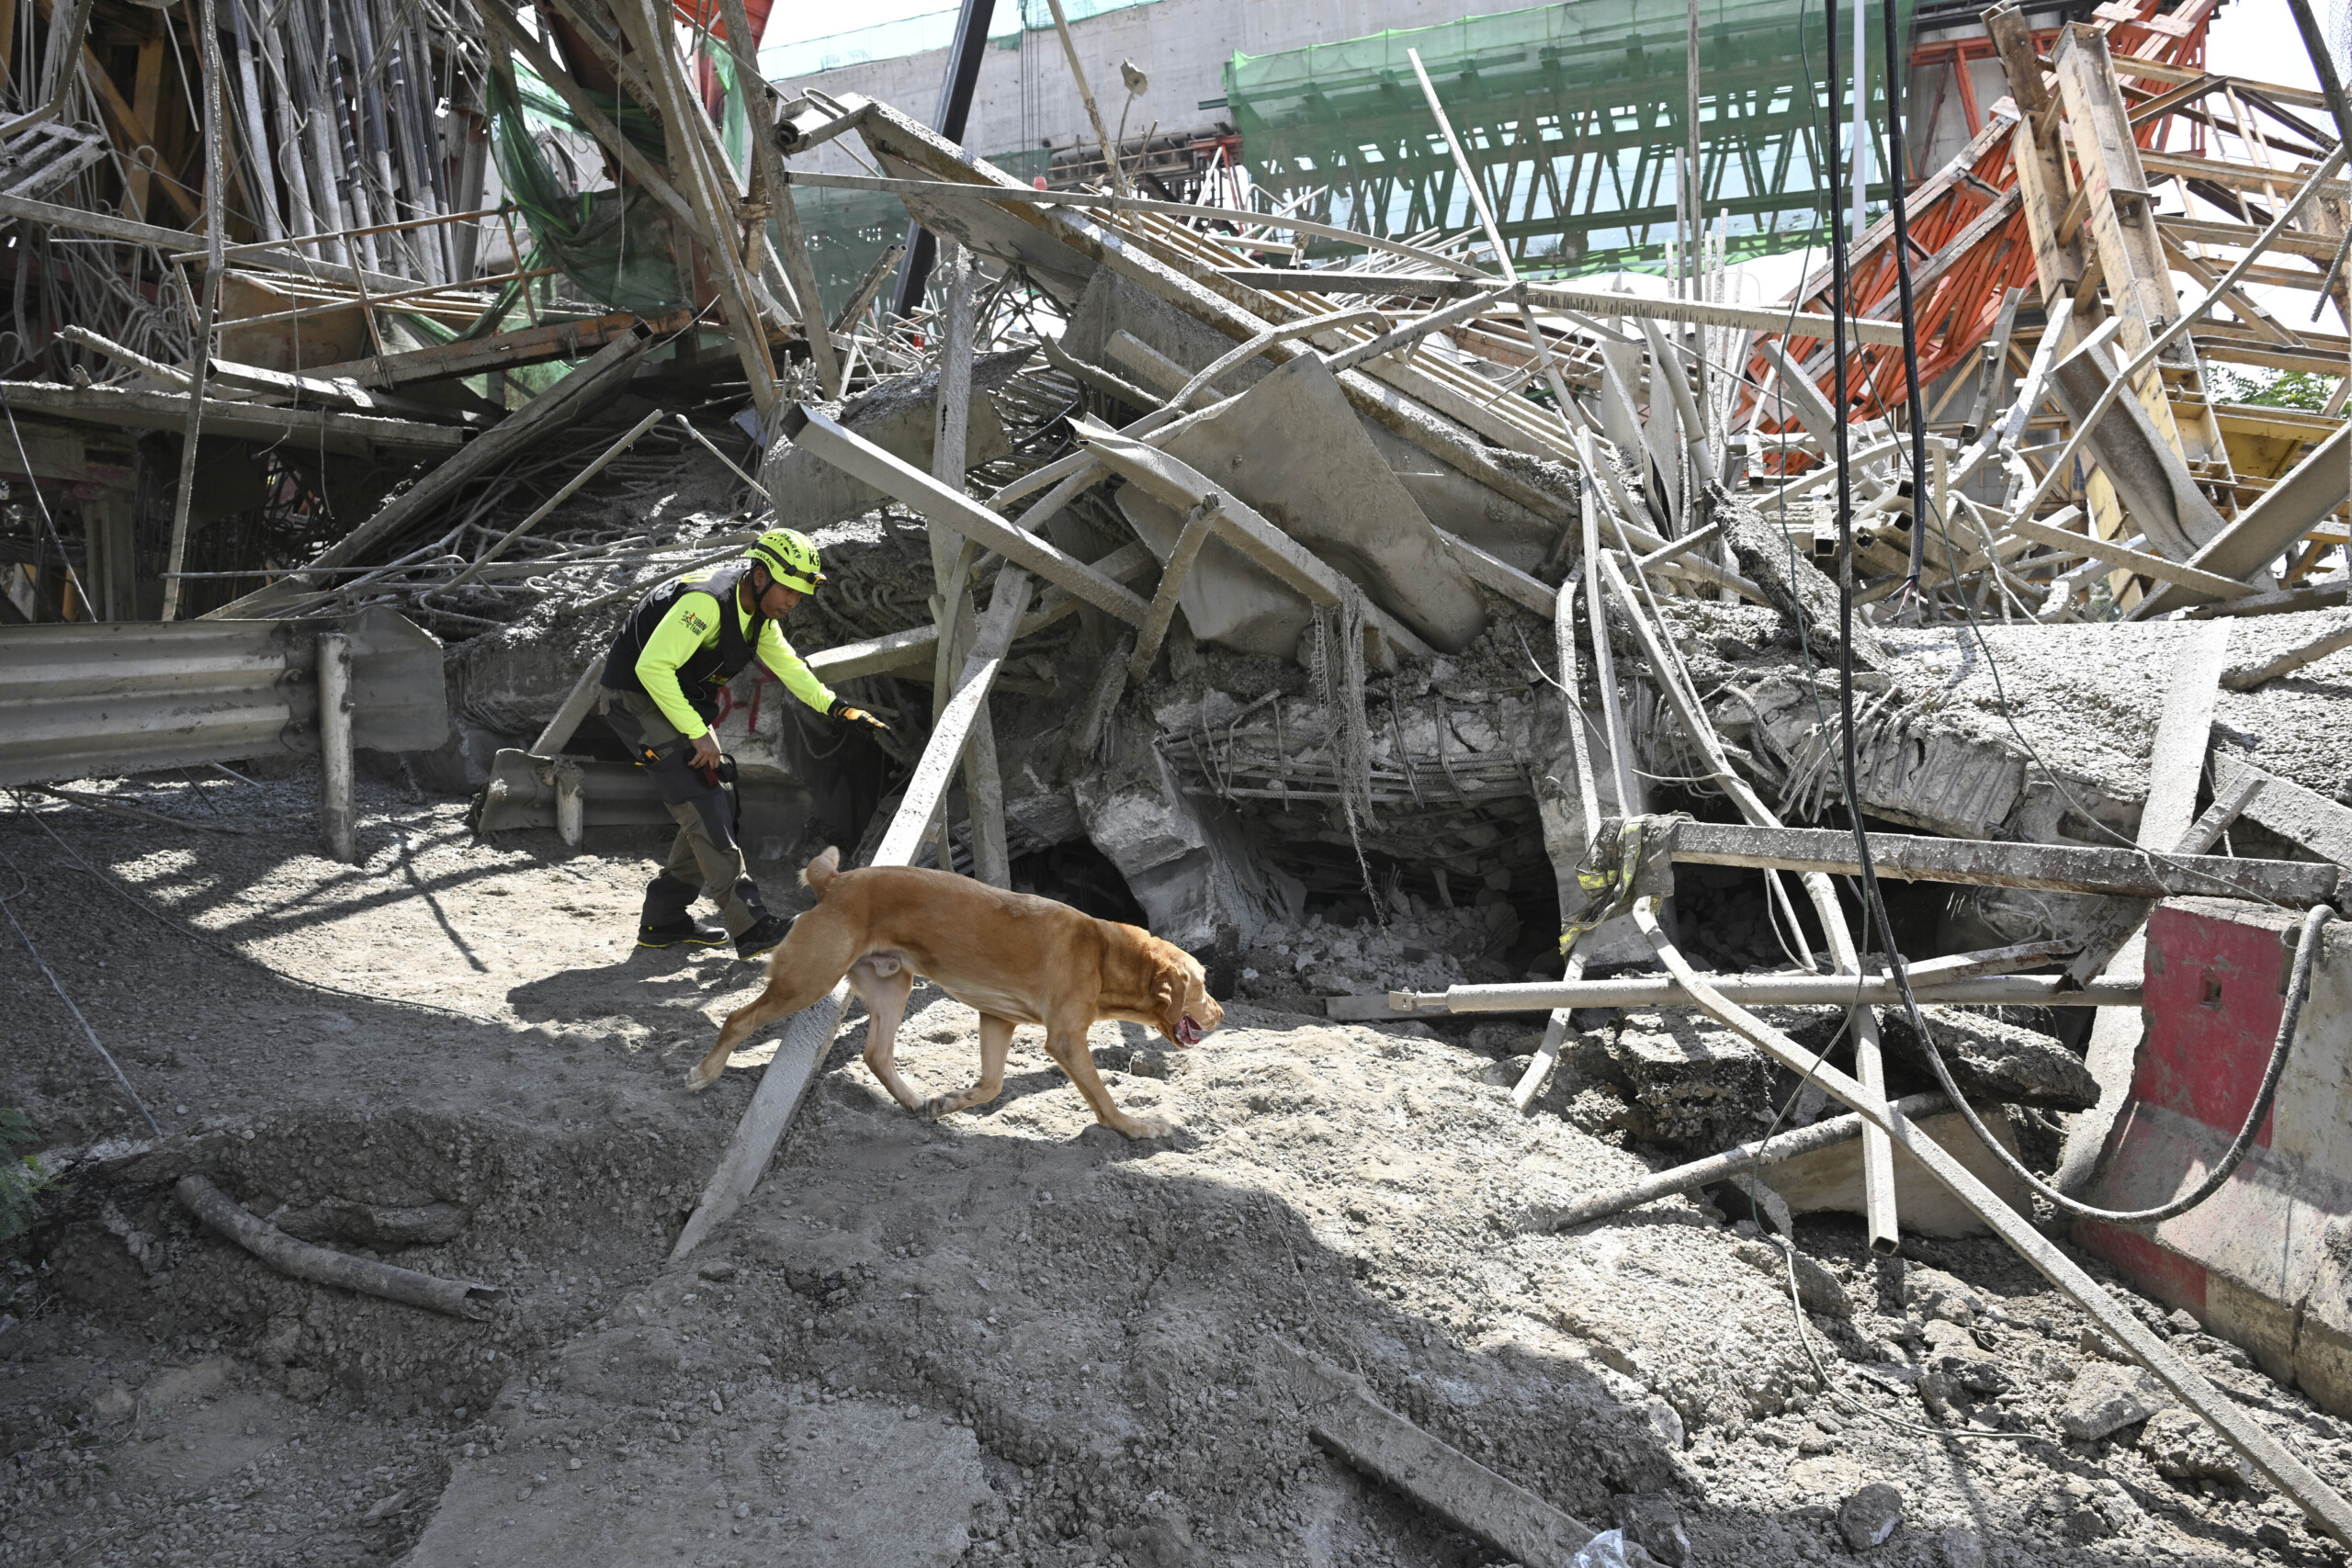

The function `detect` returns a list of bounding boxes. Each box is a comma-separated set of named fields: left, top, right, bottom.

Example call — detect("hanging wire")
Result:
left=0, top=843, right=163, bottom=1136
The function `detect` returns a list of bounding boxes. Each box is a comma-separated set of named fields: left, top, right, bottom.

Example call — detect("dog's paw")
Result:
left=918, top=1094, right=956, bottom=1121
left=1114, top=1114, right=1173, bottom=1140
left=684, top=1061, right=725, bottom=1092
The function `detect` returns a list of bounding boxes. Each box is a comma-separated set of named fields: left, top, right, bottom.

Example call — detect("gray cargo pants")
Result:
left=598, top=687, right=770, bottom=937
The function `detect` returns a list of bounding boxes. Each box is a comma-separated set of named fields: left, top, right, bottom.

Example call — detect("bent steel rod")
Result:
left=1394, top=973, right=2139, bottom=1011
left=1521, top=1091, right=1952, bottom=1233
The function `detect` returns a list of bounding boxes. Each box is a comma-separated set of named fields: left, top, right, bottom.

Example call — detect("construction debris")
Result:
left=8, top=0, right=2352, bottom=1561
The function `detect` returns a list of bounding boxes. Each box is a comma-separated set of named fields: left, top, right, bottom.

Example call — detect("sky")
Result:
left=760, top=0, right=2344, bottom=315
left=2203, top=0, right=2326, bottom=86
left=762, top=0, right=963, bottom=52
left=763, top=0, right=2338, bottom=79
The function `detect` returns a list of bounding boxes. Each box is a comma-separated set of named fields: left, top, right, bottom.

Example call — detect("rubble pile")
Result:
left=6, top=0, right=2352, bottom=1561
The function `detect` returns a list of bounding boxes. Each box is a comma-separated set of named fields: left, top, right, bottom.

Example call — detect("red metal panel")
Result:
left=2139, top=902, right=2286, bottom=1145
left=2079, top=1213, right=2211, bottom=1315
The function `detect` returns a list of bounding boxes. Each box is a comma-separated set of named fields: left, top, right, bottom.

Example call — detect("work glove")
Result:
left=828, top=697, right=890, bottom=732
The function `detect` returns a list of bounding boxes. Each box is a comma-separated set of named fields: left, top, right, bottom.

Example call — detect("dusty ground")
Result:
left=6, top=766, right=2352, bottom=1567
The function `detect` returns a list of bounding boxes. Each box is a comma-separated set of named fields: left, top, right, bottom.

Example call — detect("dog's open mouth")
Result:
left=1175, top=1014, right=1204, bottom=1048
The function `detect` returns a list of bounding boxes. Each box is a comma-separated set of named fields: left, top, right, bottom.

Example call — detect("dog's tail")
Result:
left=800, top=845, right=842, bottom=893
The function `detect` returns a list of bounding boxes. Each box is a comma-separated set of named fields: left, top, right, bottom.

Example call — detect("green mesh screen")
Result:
left=428, top=42, right=762, bottom=398
left=1226, top=0, right=1915, bottom=276
left=489, top=55, right=689, bottom=319
left=785, top=147, right=1056, bottom=325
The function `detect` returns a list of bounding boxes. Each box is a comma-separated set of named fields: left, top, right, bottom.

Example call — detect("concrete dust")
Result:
left=4, top=770, right=2352, bottom=1566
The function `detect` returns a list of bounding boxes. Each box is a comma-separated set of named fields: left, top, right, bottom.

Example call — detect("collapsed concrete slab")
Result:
left=1074, top=694, right=1297, bottom=955
left=759, top=347, right=1030, bottom=532
left=1116, top=354, right=1487, bottom=658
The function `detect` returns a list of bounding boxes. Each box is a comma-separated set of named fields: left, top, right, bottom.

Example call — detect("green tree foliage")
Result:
left=2210, top=367, right=2336, bottom=412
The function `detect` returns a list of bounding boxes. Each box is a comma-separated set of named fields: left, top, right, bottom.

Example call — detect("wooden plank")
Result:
left=2138, top=422, right=2352, bottom=613
left=2008, top=512, right=2256, bottom=597
left=672, top=566, right=1038, bottom=1260
left=1128, top=507, right=1216, bottom=679
left=1992, top=5, right=2086, bottom=306
left=202, top=327, right=655, bottom=618
left=0, top=380, right=464, bottom=454
left=2158, top=213, right=2346, bottom=263
left=2098, top=53, right=2334, bottom=107
left=2139, top=148, right=2351, bottom=201
left=1273, top=1340, right=1598, bottom=1568
left=2054, top=22, right=2226, bottom=469
left=1666, top=818, right=2331, bottom=902
left=2218, top=754, right=2352, bottom=869
left=303, top=310, right=689, bottom=389
left=788, top=407, right=1151, bottom=626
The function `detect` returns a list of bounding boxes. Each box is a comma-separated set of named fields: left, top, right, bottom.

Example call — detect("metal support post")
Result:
left=317, top=632, right=355, bottom=863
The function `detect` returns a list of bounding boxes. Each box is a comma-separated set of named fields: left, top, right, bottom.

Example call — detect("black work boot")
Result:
left=637, top=917, right=728, bottom=950
left=638, top=873, right=720, bottom=949
left=641, top=871, right=700, bottom=926
left=734, top=914, right=790, bottom=962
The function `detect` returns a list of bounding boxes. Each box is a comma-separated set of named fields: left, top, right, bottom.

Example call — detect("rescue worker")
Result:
left=598, top=528, right=887, bottom=959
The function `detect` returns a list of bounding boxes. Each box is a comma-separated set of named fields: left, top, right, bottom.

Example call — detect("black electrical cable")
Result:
left=1821, top=0, right=1877, bottom=985
left=1699, top=1, right=2033, bottom=1448
left=0, top=843, right=163, bottom=1137
left=1880, top=0, right=1930, bottom=598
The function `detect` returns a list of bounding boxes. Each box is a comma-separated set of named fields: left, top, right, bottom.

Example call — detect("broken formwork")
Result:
left=639, top=16, right=2352, bottom=1537
left=9, top=0, right=2352, bottom=1551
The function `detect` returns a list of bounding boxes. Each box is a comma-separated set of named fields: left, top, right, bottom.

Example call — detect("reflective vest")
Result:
left=599, top=562, right=769, bottom=722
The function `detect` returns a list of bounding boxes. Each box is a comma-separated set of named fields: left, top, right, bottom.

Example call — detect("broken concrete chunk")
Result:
left=1762, top=1108, right=2035, bottom=1238
left=1922, top=1320, right=2013, bottom=1397
left=1731, top=1236, right=1850, bottom=1318
left=1838, top=1482, right=1904, bottom=1551
left=1902, top=1266, right=1984, bottom=1326
left=1938, top=1526, right=1989, bottom=1568
left=2060, top=1363, right=2167, bottom=1440
left=1611, top=1495, right=1693, bottom=1566
left=1595, top=1010, right=1775, bottom=1148
left=1875, top=1006, right=2098, bottom=1111
left=2137, top=1406, right=2254, bottom=1483
left=1708, top=481, right=1889, bottom=672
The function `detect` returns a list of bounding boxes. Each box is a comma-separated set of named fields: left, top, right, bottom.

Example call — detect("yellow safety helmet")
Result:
left=746, top=528, right=823, bottom=594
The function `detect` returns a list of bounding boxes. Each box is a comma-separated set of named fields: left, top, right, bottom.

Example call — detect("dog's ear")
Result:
left=1161, top=949, right=1204, bottom=1034
left=1150, top=953, right=1188, bottom=1039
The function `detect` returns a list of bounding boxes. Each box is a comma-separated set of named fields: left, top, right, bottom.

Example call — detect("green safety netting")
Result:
left=407, top=40, right=765, bottom=384
left=1225, top=0, right=1915, bottom=276
left=487, top=56, right=689, bottom=321
left=784, top=146, right=1055, bottom=324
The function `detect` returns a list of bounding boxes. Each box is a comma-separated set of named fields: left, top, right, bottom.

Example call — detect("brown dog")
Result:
left=687, top=847, right=1222, bottom=1137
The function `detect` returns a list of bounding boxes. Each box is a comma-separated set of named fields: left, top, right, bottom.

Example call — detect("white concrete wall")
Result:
left=777, top=0, right=1470, bottom=172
